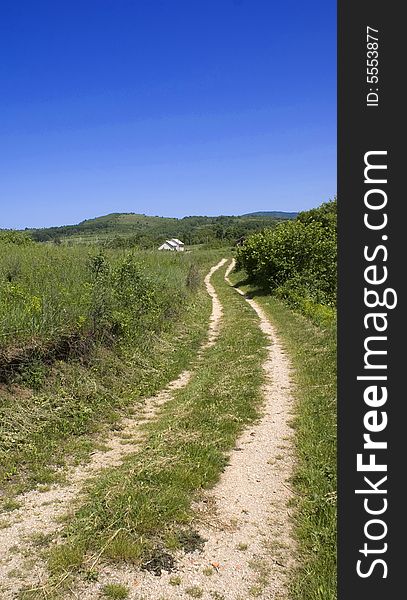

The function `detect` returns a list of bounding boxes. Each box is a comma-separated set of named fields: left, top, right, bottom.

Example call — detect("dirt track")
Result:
left=0, top=258, right=296, bottom=599
left=73, top=259, right=296, bottom=600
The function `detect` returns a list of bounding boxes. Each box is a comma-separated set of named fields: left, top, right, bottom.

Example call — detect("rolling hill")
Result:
left=26, top=211, right=298, bottom=247
left=243, top=211, right=298, bottom=219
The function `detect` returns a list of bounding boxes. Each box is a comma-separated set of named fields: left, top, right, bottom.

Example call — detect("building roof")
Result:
left=158, top=238, right=185, bottom=250
left=158, top=239, right=179, bottom=249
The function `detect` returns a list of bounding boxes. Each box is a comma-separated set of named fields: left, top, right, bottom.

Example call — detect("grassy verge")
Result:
left=229, top=270, right=336, bottom=600
left=31, top=260, right=267, bottom=597
left=0, top=251, right=224, bottom=499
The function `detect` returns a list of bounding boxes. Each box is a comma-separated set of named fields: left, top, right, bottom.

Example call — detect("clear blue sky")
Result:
left=0, top=0, right=336, bottom=229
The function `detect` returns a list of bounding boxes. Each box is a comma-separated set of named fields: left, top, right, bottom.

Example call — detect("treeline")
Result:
left=236, top=199, right=337, bottom=323
left=27, top=212, right=296, bottom=247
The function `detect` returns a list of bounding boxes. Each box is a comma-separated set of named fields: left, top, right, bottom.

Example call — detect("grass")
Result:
left=0, top=243, right=225, bottom=383
left=0, top=244, right=189, bottom=347
left=185, top=586, right=204, bottom=598
left=229, top=269, right=336, bottom=600
left=3, top=241, right=336, bottom=600
left=0, top=497, right=22, bottom=511
left=237, top=542, right=248, bottom=551
left=101, top=583, right=129, bottom=599
left=0, top=248, right=223, bottom=496
left=0, top=518, right=10, bottom=529
left=248, top=558, right=271, bottom=597
left=26, top=532, right=53, bottom=548
left=41, top=260, right=267, bottom=592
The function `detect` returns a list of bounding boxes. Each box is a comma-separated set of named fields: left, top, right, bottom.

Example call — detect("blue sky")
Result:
left=0, top=0, right=336, bottom=229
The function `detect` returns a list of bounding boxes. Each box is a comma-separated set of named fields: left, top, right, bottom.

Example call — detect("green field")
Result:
left=0, top=240, right=223, bottom=497
left=1, top=201, right=337, bottom=600
left=0, top=241, right=221, bottom=357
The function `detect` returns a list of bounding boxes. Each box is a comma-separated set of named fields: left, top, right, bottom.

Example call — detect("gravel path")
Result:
left=73, top=259, right=296, bottom=600
left=0, top=259, right=227, bottom=600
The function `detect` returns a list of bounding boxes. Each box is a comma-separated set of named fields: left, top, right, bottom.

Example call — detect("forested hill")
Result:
left=242, top=211, right=298, bottom=219
left=26, top=211, right=297, bottom=247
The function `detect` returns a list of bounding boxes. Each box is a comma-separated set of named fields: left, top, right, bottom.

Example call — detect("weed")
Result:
left=47, top=542, right=85, bottom=576
left=186, top=264, right=201, bottom=291
left=237, top=542, right=248, bottom=551
left=248, top=585, right=263, bottom=597
left=185, top=586, right=203, bottom=598
left=177, top=529, right=206, bottom=553
left=248, top=558, right=270, bottom=596
left=1, top=498, right=21, bottom=512
left=27, top=532, right=53, bottom=547
left=102, top=583, right=129, bottom=599
left=141, top=549, right=176, bottom=576
left=7, top=568, right=23, bottom=579
left=84, top=569, right=99, bottom=581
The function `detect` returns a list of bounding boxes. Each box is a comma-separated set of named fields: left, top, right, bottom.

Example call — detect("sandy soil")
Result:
left=202, top=258, right=227, bottom=348
left=0, top=259, right=227, bottom=600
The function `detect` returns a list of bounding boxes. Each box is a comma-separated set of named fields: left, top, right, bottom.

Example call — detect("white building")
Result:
left=158, top=238, right=185, bottom=251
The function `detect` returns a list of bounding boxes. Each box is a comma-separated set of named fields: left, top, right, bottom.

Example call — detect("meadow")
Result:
left=0, top=237, right=222, bottom=496
left=0, top=239, right=218, bottom=375
left=0, top=203, right=337, bottom=600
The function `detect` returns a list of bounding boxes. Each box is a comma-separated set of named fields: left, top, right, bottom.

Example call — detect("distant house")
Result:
left=158, top=238, right=185, bottom=252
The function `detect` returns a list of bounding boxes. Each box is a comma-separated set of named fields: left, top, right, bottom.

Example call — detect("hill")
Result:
left=26, top=211, right=295, bottom=247
left=242, top=211, right=298, bottom=219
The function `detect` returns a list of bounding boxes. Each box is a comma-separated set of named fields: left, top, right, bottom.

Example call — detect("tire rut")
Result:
left=71, top=258, right=296, bottom=600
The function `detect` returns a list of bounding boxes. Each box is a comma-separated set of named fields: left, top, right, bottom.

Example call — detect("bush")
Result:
left=236, top=199, right=337, bottom=309
left=0, top=230, right=33, bottom=245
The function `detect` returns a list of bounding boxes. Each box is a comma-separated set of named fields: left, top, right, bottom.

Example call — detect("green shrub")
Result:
left=236, top=199, right=337, bottom=310
left=0, top=230, right=33, bottom=245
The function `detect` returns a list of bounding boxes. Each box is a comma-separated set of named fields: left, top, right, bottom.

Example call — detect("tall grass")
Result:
left=0, top=243, right=224, bottom=381
left=0, top=244, right=219, bottom=351
left=0, top=242, right=222, bottom=494
left=0, top=244, right=89, bottom=348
